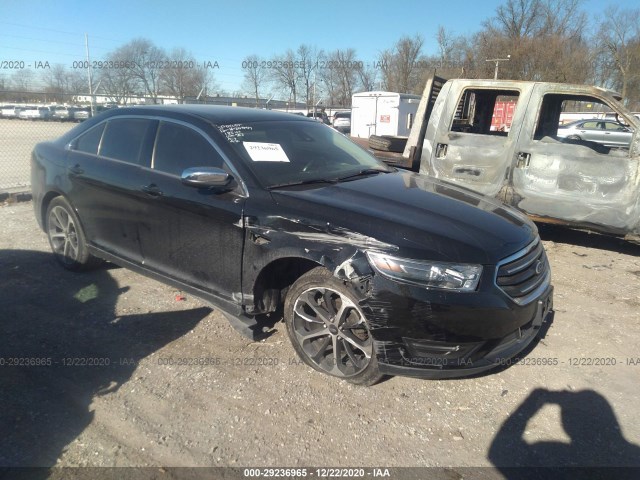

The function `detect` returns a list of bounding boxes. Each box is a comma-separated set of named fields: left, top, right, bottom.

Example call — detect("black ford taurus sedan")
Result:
left=31, top=105, right=553, bottom=385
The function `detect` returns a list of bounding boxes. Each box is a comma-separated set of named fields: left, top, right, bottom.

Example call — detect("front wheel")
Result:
left=46, top=196, right=101, bottom=271
left=284, top=267, right=383, bottom=386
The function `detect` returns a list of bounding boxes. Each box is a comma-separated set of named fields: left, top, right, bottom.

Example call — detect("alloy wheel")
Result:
left=48, top=205, right=80, bottom=265
left=291, top=287, right=373, bottom=378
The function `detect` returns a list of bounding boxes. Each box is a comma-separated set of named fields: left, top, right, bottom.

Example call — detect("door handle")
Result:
left=141, top=184, right=163, bottom=197
left=454, top=167, right=481, bottom=177
left=516, top=152, right=531, bottom=168
left=68, top=164, right=84, bottom=175
left=435, top=143, right=448, bottom=158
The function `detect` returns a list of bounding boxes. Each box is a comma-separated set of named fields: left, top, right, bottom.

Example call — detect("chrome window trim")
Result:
left=65, top=114, right=248, bottom=197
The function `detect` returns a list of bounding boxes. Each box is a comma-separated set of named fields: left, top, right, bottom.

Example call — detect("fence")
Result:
left=0, top=91, right=345, bottom=191
left=0, top=92, right=84, bottom=191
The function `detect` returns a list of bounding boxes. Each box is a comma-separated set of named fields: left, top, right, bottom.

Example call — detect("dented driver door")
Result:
left=509, top=86, right=640, bottom=235
left=423, top=81, right=535, bottom=198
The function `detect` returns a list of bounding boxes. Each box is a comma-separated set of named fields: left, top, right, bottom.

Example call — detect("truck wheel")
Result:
left=46, top=197, right=101, bottom=271
left=284, top=267, right=383, bottom=386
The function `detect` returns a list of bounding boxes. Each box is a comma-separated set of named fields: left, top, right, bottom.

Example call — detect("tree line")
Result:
left=1, top=0, right=639, bottom=109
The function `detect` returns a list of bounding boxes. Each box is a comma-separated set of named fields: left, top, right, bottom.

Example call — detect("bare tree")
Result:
left=191, top=67, right=220, bottom=100
left=161, top=48, right=201, bottom=103
left=319, top=59, right=340, bottom=105
left=241, top=54, right=268, bottom=107
left=67, top=70, right=87, bottom=96
left=596, top=6, right=640, bottom=104
left=473, top=0, right=591, bottom=82
left=378, top=35, right=425, bottom=93
left=98, top=47, right=138, bottom=105
left=355, top=62, right=377, bottom=92
left=11, top=69, right=35, bottom=91
left=113, top=38, right=166, bottom=103
left=297, top=45, right=323, bottom=106
left=436, top=26, right=454, bottom=68
left=41, top=64, right=70, bottom=101
left=491, top=0, right=543, bottom=39
left=329, top=49, right=359, bottom=106
left=269, top=50, right=299, bottom=105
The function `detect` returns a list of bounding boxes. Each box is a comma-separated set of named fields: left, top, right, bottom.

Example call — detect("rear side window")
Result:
left=74, top=123, right=106, bottom=155
left=582, top=121, right=599, bottom=129
left=99, top=118, right=156, bottom=166
left=153, top=122, right=225, bottom=176
left=451, top=89, right=520, bottom=135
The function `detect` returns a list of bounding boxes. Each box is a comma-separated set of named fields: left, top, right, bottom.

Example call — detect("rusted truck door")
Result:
left=421, top=81, right=535, bottom=197
left=509, top=85, right=640, bottom=235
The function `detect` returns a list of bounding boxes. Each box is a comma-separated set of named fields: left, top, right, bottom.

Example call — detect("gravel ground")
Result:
left=1, top=201, right=639, bottom=478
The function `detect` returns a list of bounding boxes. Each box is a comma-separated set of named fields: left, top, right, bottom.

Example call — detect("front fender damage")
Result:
left=231, top=215, right=399, bottom=340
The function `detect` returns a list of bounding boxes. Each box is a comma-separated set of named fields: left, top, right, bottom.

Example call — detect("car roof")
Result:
left=563, top=118, right=604, bottom=126
left=108, top=104, right=316, bottom=125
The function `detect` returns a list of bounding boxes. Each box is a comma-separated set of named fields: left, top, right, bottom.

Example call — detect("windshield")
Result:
left=217, top=120, right=392, bottom=188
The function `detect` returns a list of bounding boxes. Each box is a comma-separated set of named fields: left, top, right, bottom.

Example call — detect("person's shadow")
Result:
left=489, top=388, right=640, bottom=479
left=0, top=249, right=212, bottom=475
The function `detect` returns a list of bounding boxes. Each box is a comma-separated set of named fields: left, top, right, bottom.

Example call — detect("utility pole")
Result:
left=486, top=55, right=511, bottom=80
left=85, top=33, right=95, bottom=116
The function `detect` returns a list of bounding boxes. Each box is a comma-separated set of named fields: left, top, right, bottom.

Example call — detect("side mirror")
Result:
left=181, top=167, right=233, bottom=188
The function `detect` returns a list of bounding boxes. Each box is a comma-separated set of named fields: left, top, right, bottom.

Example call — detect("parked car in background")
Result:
left=52, top=106, right=78, bottom=122
left=556, top=119, right=633, bottom=148
left=332, top=111, right=351, bottom=134
left=31, top=105, right=553, bottom=385
left=18, top=106, right=37, bottom=120
left=72, top=107, right=92, bottom=122
left=20, top=106, right=52, bottom=120
left=1, top=105, right=22, bottom=118
left=306, top=111, right=330, bottom=124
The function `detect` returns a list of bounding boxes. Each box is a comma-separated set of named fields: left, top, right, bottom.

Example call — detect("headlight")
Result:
left=366, top=251, right=482, bottom=291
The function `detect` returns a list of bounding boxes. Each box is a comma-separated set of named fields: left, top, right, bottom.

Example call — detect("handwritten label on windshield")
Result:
left=218, top=123, right=253, bottom=143
left=243, top=142, right=290, bottom=162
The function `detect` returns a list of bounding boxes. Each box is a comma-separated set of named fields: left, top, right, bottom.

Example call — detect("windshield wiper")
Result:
left=334, top=168, right=392, bottom=182
left=267, top=178, right=338, bottom=189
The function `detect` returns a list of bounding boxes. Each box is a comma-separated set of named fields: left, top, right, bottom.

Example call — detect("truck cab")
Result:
left=380, top=77, right=640, bottom=240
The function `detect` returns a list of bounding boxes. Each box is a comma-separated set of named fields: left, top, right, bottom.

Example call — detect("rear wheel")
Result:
left=284, top=267, right=383, bottom=386
left=46, top=197, right=101, bottom=271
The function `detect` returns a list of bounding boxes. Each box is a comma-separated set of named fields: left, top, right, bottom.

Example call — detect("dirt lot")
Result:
left=1, top=201, right=639, bottom=478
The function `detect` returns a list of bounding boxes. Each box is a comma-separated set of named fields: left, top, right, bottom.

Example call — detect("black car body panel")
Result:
left=31, top=105, right=553, bottom=380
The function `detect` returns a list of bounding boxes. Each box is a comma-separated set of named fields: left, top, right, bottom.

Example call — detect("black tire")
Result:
left=368, top=135, right=407, bottom=153
left=284, top=267, right=383, bottom=386
left=566, top=134, right=581, bottom=140
left=46, top=196, right=101, bottom=271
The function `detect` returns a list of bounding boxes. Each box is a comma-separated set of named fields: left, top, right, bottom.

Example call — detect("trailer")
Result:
left=351, top=91, right=421, bottom=139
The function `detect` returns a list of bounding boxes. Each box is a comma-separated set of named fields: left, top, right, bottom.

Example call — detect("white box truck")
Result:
left=351, top=91, right=421, bottom=138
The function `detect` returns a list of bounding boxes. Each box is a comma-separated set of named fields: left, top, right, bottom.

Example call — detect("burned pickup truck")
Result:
left=367, top=77, right=640, bottom=242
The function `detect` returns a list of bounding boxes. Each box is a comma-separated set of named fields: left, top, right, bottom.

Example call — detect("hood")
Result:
left=269, top=171, right=537, bottom=264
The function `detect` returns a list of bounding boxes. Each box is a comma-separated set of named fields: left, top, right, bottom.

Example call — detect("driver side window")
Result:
left=153, top=121, right=225, bottom=176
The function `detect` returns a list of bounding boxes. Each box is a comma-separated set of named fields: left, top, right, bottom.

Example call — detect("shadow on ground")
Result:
left=489, top=388, right=640, bottom=479
left=537, top=223, right=640, bottom=256
left=0, top=249, right=211, bottom=470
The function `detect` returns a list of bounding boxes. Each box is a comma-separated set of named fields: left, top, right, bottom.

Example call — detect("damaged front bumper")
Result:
left=363, top=274, right=554, bottom=379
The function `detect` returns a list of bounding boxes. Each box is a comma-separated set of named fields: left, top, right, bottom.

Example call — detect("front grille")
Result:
left=496, top=239, right=550, bottom=305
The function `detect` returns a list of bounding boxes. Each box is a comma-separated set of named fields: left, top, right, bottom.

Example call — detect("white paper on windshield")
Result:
left=243, top=142, right=290, bottom=162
